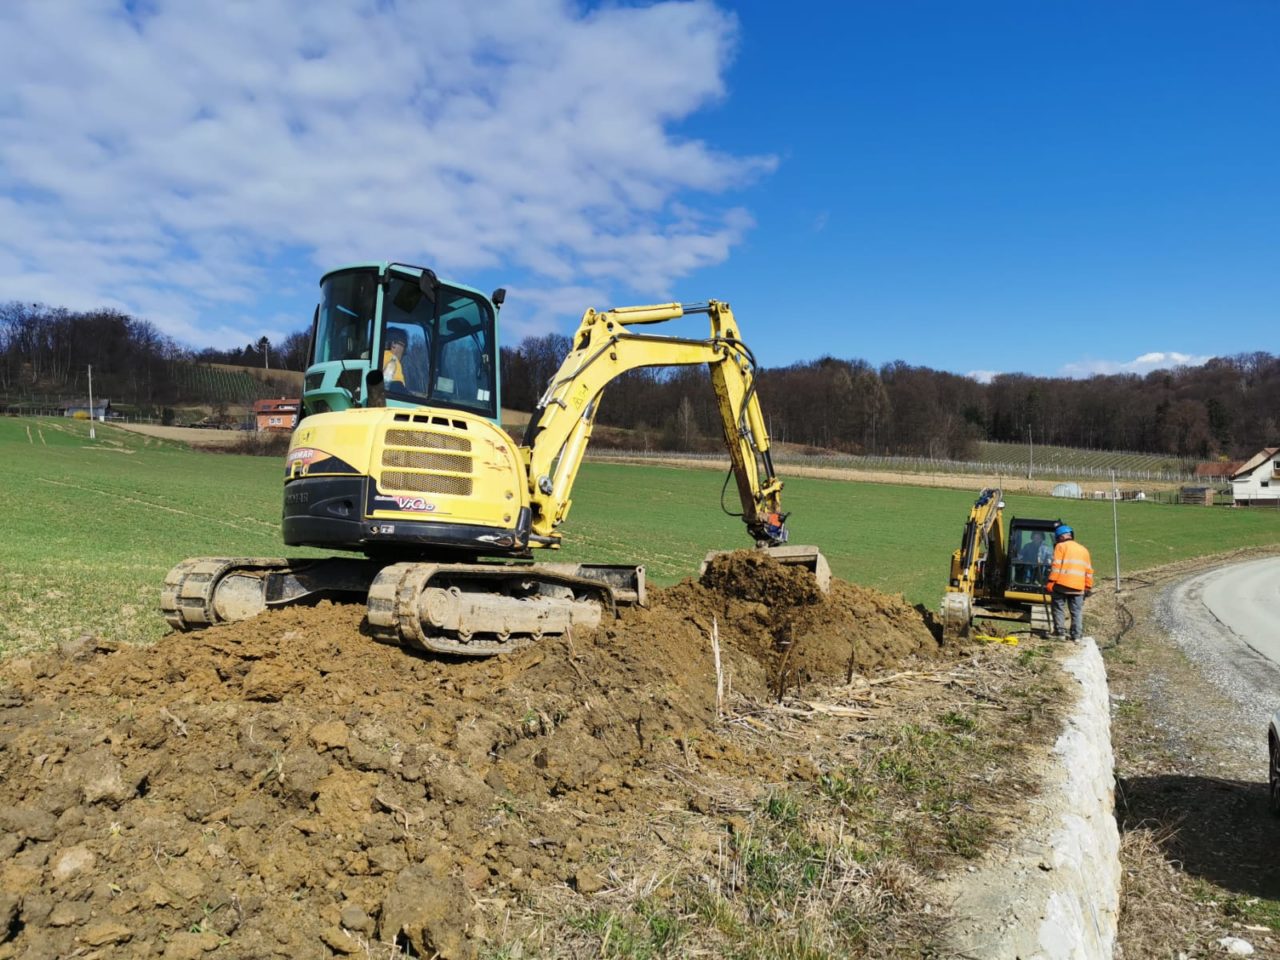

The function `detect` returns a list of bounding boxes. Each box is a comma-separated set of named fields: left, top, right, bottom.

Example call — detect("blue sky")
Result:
left=0, top=1, right=1275, bottom=379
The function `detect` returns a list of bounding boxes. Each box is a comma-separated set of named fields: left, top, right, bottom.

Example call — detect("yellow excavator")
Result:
left=941, top=487, right=1058, bottom=640
left=162, top=262, right=827, bottom=655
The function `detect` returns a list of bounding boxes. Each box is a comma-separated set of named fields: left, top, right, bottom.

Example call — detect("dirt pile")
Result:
left=0, top=553, right=936, bottom=959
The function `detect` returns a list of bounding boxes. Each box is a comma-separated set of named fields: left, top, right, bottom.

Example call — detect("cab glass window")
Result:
left=383, top=276, right=496, bottom=418
left=314, top=271, right=378, bottom=363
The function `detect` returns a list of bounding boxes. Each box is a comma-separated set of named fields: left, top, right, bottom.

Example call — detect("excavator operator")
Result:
left=1016, top=530, right=1052, bottom=584
left=382, top=329, right=408, bottom=385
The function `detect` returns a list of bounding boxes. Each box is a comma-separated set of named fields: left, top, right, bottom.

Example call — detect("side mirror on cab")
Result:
left=419, top=269, right=439, bottom=304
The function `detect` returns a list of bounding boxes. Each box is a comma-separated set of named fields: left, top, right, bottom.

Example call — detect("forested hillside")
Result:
left=4, top=300, right=1274, bottom=459
left=0, top=303, right=308, bottom=413
left=501, top=334, right=1279, bottom=460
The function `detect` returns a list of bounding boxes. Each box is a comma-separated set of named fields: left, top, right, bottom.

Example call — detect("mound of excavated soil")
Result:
left=0, top=553, right=936, bottom=959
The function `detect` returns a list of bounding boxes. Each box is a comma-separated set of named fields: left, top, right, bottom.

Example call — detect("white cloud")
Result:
left=967, top=369, right=999, bottom=384
left=498, top=283, right=614, bottom=344
left=0, top=0, right=773, bottom=348
left=1060, top=351, right=1215, bottom=378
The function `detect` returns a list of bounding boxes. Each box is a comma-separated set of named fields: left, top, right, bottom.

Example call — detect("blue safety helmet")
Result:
left=1055, top=524, right=1073, bottom=540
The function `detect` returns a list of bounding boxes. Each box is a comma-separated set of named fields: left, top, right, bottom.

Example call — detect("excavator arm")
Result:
left=948, top=487, right=1007, bottom=597
left=521, top=300, right=784, bottom=546
left=942, top=487, right=1007, bottom=639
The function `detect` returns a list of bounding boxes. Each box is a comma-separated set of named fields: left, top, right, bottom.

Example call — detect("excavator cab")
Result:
left=302, top=263, right=499, bottom=421
left=1004, top=518, right=1058, bottom=597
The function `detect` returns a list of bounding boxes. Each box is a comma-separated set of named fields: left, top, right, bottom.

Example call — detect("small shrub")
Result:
left=227, top=431, right=292, bottom=457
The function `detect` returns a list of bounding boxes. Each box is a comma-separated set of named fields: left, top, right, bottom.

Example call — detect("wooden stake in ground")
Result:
left=710, top=616, right=724, bottom=720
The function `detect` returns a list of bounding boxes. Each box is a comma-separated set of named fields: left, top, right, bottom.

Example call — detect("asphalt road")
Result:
left=1200, top=556, right=1280, bottom=664
left=1158, top=556, right=1280, bottom=743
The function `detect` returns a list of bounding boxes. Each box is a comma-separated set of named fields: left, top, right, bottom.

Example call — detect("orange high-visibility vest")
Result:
left=1046, top=540, right=1093, bottom=592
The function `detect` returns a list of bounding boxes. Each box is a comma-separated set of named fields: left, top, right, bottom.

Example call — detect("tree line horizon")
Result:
left=2, top=302, right=1275, bottom=460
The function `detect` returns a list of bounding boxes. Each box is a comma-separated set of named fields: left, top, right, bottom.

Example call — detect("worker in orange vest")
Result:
left=1045, top=524, right=1094, bottom=641
left=763, top=510, right=787, bottom=543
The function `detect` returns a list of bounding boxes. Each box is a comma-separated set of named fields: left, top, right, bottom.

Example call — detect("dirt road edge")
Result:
left=941, top=638, right=1120, bottom=959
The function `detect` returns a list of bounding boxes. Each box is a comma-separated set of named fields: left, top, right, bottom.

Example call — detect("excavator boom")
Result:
left=521, top=299, right=825, bottom=583
left=524, top=301, right=781, bottom=543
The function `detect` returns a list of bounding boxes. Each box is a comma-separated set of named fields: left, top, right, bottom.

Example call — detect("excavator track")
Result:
left=367, top=562, right=623, bottom=657
left=161, top=557, right=293, bottom=631
left=161, top=557, right=383, bottom=631
left=162, top=556, right=644, bottom=657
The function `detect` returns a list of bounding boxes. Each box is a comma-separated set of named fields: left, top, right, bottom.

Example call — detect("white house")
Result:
left=1231, top=446, right=1280, bottom=505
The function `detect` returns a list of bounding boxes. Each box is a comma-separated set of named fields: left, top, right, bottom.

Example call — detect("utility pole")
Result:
left=87, top=364, right=96, bottom=440
left=1110, top=468, right=1121, bottom=592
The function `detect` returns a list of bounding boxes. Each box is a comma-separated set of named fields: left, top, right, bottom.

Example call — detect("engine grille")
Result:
left=385, top=429, right=471, bottom=452
left=382, top=449, right=472, bottom=473
left=380, top=471, right=473, bottom=496
left=379, top=425, right=475, bottom=499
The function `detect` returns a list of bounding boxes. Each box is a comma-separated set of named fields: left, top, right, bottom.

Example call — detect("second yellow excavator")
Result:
left=941, top=487, right=1058, bottom=640
left=163, top=262, right=827, bottom=655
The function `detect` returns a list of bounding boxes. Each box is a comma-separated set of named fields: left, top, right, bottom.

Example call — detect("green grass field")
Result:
left=3, top=416, right=1277, bottom=653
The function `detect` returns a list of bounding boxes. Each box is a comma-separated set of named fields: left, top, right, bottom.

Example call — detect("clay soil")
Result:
left=0, top=553, right=959, bottom=958
left=112, top=424, right=246, bottom=449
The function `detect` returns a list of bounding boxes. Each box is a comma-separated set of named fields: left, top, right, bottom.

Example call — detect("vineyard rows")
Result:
left=175, top=364, right=261, bottom=403
left=595, top=448, right=1195, bottom=483
left=974, top=441, right=1195, bottom=474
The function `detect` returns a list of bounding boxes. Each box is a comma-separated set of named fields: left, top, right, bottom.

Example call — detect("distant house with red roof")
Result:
left=1194, top=460, right=1243, bottom=481
left=253, top=398, right=300, bottom=433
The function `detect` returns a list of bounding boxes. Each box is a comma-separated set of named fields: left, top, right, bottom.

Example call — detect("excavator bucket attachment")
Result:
left=700, top=545, right=831, bottom=594
left=941, top=590, right=973, bottom=642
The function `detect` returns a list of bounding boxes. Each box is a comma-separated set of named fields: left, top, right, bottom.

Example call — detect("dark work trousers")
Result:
left=1050, top=587, right=1085, bottom=640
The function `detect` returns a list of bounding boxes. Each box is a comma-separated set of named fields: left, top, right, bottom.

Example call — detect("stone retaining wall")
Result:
left=940, top=638, right=1120, bottom=958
